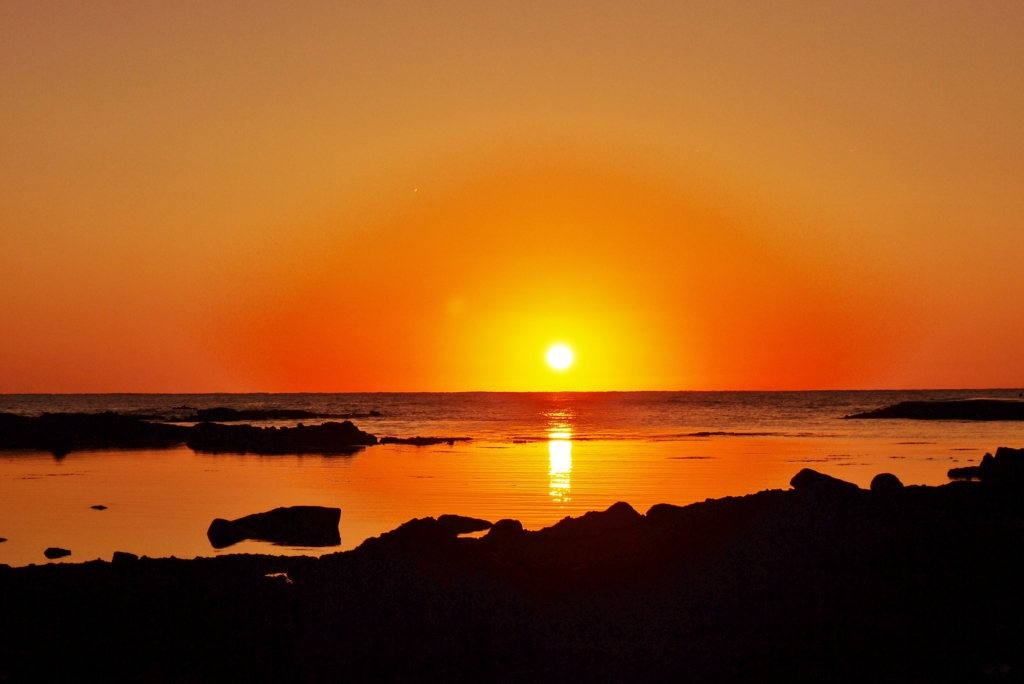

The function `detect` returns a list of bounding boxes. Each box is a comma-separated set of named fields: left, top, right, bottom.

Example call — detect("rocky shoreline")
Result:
left=3, top=451, right=1024, bottom=682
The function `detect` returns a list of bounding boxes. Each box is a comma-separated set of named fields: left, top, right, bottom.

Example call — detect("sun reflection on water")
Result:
left=548, top=439, right=572, bottom=503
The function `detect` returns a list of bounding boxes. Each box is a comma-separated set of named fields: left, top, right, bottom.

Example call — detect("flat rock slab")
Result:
left=44, top=547, right=71, bottom=559
left=207, top=506, right=342, bottom=549
left=188, top=421, right=377, bottom=455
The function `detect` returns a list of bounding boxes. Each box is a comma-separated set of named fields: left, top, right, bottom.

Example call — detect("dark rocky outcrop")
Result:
left=846, top=399, right=1024, bottom=421
left=111, top=552, right=139, bottom=563
left=187, top=421, right=377, bottom=455
left=948, top=446, right=1024, bottom=484
left=207, top=506, right=342, bottom=549
left=177, top=408, right=384, bottom=422
left=870, top=472, right=904, bottom=492
left=43, top=547, right=70, bottom=560
left=790, top=467, right=862, bottom=495
left=5, top=456, right=1024, bottom=682
left=379, top=436, right=471, bottom=446
left=436, top=514, right=492, bottom=535
left=0, top=412, right=190, bottom=456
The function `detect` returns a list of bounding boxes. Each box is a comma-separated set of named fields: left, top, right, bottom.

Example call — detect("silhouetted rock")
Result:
left=0, top=537, right=6, bottom=543
left=790, top=468, right=862, bottom=495
left=380, top=436, right=471, bottom=446
left=207, top=506, right=342, bottom=549
left=112, top=552, right=138, bottom=563
left=870, top=472, right=904, bottom=492
left=187, top=421, right=377, bottom=455
left=90, top=505, right=108, bottom=510
left=0, top=412, right=190, bottom=456
left=948, top=446, right=1024, bottom=484
left=484, top=518, right=524, bottom=542
left=43, top=547, right=70, bottom=559
left=436, top=514, right=492, bottom=535
left=177, top=408, right=385, bottom=422
left=846, top=399, right=1024, bottom=421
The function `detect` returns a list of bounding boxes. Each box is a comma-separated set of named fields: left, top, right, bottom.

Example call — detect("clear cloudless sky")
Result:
left=1, top=1, right=1022, bottom=392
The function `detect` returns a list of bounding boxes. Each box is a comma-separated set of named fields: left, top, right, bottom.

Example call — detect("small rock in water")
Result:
left=44, top=547, right=71, bottom=559
left=91, top=505, right=108, bottom=510
left=870, top=473, right=904, bottom=492
left=0, top=537, right=7, bottom=543
left=112, top=551, right=139, bottom=563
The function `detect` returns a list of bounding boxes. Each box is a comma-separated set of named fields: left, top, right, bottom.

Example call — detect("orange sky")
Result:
left=1, top=1, right=1022, bottom=392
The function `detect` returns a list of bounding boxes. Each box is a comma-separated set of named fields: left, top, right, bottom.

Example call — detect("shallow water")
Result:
left=2, top=391, right=1023, bottom=567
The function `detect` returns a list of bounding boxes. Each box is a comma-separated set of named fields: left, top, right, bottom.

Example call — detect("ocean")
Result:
left=2, top=390, right=1023, bottom=567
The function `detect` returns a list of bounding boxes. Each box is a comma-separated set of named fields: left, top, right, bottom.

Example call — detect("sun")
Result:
left=546, top=344, right=574, bottom=371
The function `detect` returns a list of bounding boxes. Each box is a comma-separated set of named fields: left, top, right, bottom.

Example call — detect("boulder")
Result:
left=870, top=473, right=904, bottom=493
left=790, top=469, right=861, bottom=495
left=484, top=519, right=525, bottom=542
left=948, top=447, right=1024, bottom=484
left=436, top=514, right=492, bottom=535
left=112, top=551, right=139, bottom=563
left=207, top=506, right=341, bottom=549
left=44, top=547, right=71, bottom=559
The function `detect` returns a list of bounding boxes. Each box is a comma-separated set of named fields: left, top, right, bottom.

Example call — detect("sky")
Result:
left=1, top=1, right=1022, bottom=392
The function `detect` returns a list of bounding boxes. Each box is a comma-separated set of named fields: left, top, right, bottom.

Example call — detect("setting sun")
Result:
left=546, top=344, right=574, bottom=371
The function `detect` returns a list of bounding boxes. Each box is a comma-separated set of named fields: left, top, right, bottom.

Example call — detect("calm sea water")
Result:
left=2, top=390, right=1024, bottom=567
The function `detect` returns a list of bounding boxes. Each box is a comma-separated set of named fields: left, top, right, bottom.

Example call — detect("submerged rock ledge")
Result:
left=846, top=398, right=1024, bottom=421
left=4, top=454, right=1024, bottom=682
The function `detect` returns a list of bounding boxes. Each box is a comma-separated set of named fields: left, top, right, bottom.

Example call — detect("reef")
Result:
left=379, top=436, right=472, bottom=446
left=0, top=412, right=190, bottom=457
left=176, top=408, right=383, bottom=423
left=3, top=455, right=1024, bottom=682
left=186, top=421, right=378, bottom=455
left=846, top=399, right=1024, bottom=421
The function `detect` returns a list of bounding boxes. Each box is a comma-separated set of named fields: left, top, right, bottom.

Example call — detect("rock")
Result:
left=436, top=514, right=493, bottom=535
left=187, top=421, right=377, bottom=455
left=112, top=551, right=139, bottom=563
left=846, top=399, right=1024, bottom=421
left=0, top=537, right=6, bottom=543
left=0, top=412, right=190, bottom=456
left=379, top=436, right=471, bottom=446
left=44, top=547, right=71, bottom=559
left=790, top=469, right=861, bottom=495
left=177, top=408, right=384, bottom=422
left=870, top=473, right=904, bottom=492
left=948, top=446, right=1024, bottom=484
left=91, top=505, right=108, bottom=510
left=484, top=519, right=524, bottom=542
left=207, top=506, right=342, bottom=549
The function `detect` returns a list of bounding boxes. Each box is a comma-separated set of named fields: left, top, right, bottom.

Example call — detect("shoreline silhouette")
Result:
left=3, top=450, right=1024, bottom=681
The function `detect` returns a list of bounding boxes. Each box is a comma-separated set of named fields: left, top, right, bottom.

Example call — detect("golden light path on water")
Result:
left=546, top=410, right=574, bottom=504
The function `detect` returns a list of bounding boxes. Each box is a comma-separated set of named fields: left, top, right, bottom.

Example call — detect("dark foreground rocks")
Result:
left=0, top=412, right=190, bottom=456
left=949, top=446, right=1024, bottom=484
left=847, top=399, right=1024, bottom=421
left=4, top=464, right=1024, bottom=682
left=187, top=421, right=378, bottom=455
left=207, top=506, right=342, bottom=549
